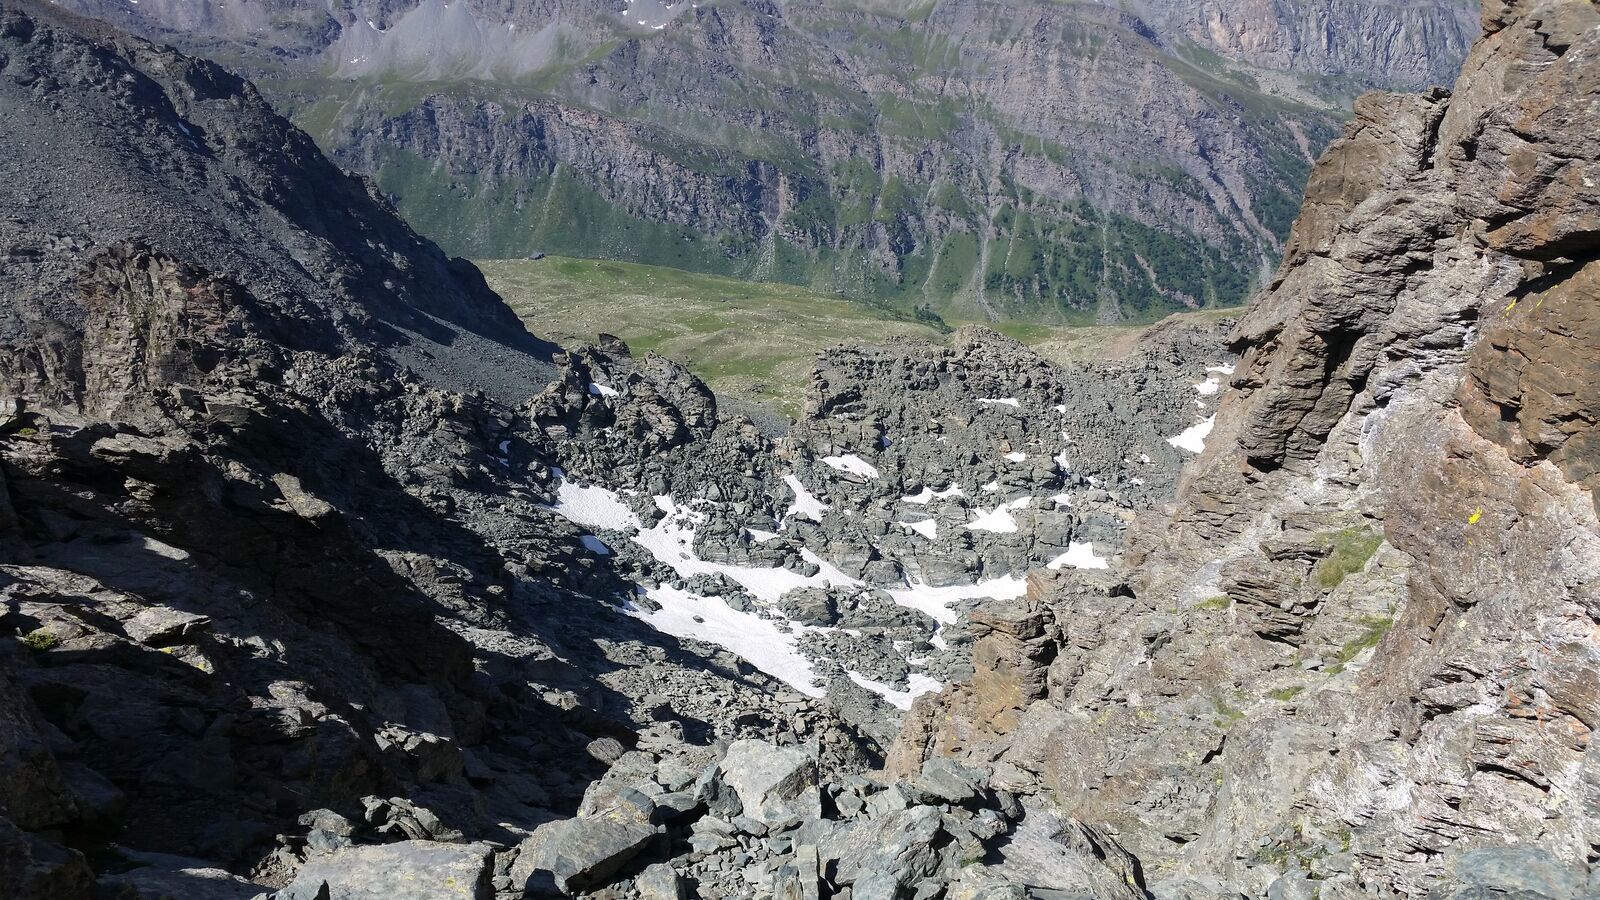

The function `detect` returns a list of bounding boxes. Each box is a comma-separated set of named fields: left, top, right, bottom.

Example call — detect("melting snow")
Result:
left=821, top=454, right=881, bottom=479
left=783, top=475, right=829, bottom=521
left=978, top=398, right=1021, bottom=408
left=1166, top=415, right=1216, bottom=454
left=965, top=497, right=1031, bottom=534
left=548, top=469, right=643, bottom=530
left=901, top=485, right=964, bottom=504
left=888, top=576, right=1029, bottom=625
left=1047, top=541, right=1108, bottom=570
left=1194, top=377, right=1221, bottom=396
left=1207, top=362, right=1236, bottom=375
left=635, top=499, right=857, bottom=602
left=626, top=586, right=824, bottom=697
left=899, top=519, right=938, bottom=540
left=847, top=671, right=943, bottom=710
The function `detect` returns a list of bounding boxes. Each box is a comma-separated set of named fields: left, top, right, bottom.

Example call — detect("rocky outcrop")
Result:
left=893, top=1, right=1600, bottom=896
left=0, top=4, right=893, bottom=897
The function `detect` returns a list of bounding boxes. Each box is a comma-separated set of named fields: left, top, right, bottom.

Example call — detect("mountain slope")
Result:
left=892, top=0, right=1600, bottom=895
left=51, top=0, right=1478, bottom=322
left=0, top=3, right=1229, bottom=894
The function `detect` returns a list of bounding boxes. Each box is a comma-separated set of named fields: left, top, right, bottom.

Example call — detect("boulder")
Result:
left=716, top=740, right=821, bottom=830
left=99, top=851, right=263, bottom=900
left=0, top=817, right=94, bottom=900
left=122, top=606, right=212, bottom=645
left=275, top=841, right=493, bottom=900
left=509, top=817, right=655, bottom=895
left=633, top=863, right=684, bottom=900
left=914, top=757, right=986, bottom=805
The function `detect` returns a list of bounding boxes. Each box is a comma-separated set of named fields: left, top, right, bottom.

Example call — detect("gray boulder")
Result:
left=633, top=863, right=684, bottom=900
left=914, top=757, right=986, bottom=806
left=716, top=740, right=822, bottom=830
left=509, top=817, right=656, bottom=895
left=276, top=841, right=493, bottom=900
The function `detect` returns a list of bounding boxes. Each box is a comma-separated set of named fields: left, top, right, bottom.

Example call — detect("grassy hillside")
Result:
left=482, top=256, right=1239, bottom=419
left=480, top=256, right=950, bottom=418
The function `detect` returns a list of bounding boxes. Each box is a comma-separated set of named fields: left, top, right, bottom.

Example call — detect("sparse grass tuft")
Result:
left=1267, top=685, right=1304, bottom=702
left=1210, top=695, right=1245, bottom=728
left=1326, top=615, right=1395, bottom=674
left=1312, top=527, right=1382, bottom=591
left=21, top=630, right=58, bottom=652
left=1196, top=595, right=1232, bottom=611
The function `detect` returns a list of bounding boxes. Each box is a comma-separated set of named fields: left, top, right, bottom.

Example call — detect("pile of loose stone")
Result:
left=262, top=737, right=1039, bottom=900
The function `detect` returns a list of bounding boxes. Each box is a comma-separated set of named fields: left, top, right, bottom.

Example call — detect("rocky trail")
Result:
left=1, top=0, right=1598, bottom=899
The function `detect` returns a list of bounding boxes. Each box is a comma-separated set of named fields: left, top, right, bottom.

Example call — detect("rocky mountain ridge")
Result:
left=1, top=0, right=1596, bottom=898
left=891, top=0, right=1600, bottom=896
left=52, top=0, right=1477, bottom=322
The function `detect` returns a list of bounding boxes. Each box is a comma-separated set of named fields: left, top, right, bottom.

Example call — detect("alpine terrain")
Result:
left=0, top=0, right=1597, bottom=899
left=47, top=0, right=1478, bottom=321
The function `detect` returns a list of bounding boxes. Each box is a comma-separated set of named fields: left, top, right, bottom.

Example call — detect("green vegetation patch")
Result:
left=1311, top=527, right=1383, bottom=591
left=1327, top=615, right=1396, bottom=675
left=480, top=256, right=950, bottom=418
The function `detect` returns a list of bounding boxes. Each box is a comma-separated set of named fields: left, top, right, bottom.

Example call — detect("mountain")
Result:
left=47, top=0, right=1478, bottom=322
left=892, top=0, right=1600, bottom=895
left=0, top=0, right=1224, bottom=894
left=2, top=0, right=1596, bottom=898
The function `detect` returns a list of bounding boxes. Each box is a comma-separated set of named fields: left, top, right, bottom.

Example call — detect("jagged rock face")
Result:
left=51, top=0, right=1475, bottom=321
left=894, top=1, right=1600, bottom=896
left=0, top=5, right=895, bottom=896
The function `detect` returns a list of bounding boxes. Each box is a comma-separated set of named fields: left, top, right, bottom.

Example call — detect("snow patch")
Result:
left=634, top=500, right=858, bottom=603
left=901, top=485, right=964, bottom=504
left=847, top=671, right=943, bottom=711
left=977, top=397, right=1021, bottom=408
left=548, top=469, right=642, bottom=531
left=588, top=382, right=619, bottom=397
left=1003, top=451, right=1027, bottom=462
left=783, top=475, right=829, bottom=521
left=888, top=576, right=1029, bottom=625
left=1194, top=377, right=1221, bottom=396
left=625, top=586, right=824, bottom=697
left=579, top=535, right=611, bottom=555
left=821, top=454, right=881, bottom=479
left=1166, top=415, right=1216, bottom=454
left=966, top=497, right=1030, bottom=534
left=747, top=528, right=780, bottom=544
left=1047, top=541, right=1108, bottom=570
left=899, top=519, right=938, bottom=540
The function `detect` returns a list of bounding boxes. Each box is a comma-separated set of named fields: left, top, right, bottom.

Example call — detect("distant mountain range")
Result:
left=57, top=0, right=1478, bottom=322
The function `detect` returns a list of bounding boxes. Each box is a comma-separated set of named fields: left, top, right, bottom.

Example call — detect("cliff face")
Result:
left=50, top=0, right=1477, bottom=322
left=893, top=0, right=1600, bottom=896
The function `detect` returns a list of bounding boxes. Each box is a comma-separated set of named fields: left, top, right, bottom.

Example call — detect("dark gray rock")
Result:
left=276, top=841, right=493, bottom=900
left=509, top=817, right=655, bottom=895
